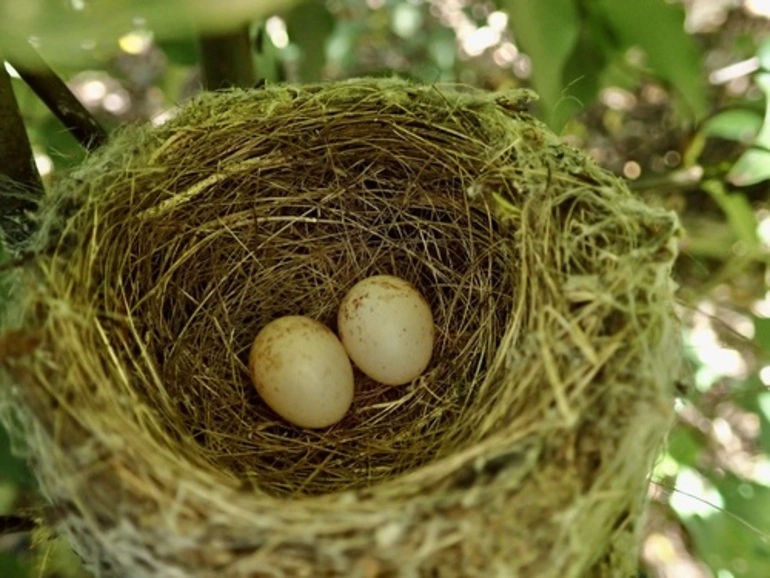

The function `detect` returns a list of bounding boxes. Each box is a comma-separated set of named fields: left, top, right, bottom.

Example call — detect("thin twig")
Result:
left=0, top=60, right=43, bottom=247
left=197, top=24, right=256, bottom=90
left=4, top=35, right=107, bottom=151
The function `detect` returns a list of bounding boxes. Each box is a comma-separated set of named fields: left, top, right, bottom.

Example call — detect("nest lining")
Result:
left=1, top=78, right=681, bottom=578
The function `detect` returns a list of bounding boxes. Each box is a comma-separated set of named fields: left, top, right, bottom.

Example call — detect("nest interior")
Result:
left=1, top=78, right=682, bottom=578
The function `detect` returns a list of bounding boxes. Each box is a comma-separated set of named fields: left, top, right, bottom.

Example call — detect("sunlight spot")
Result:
left=664, top=150, right=681, bottom=167
left=601, top=87, right=637, bottom=111
left=118, top=30, right=153, bottom=55
left=717, top=570, right=735, bottom=578
left=753, top=291, right=770, bottom=317
left=487, top=11, right=508, bottom=31
left=686, top=303, right=748, bottom=389
left=757, top=214, right=770, bottom=248
left=623, top=161, right=641, bottom=180
left=752, top=456, right=770, bottom=486
left=78, top=79, right=107, bottom=104
left=103, top=91, right=130, bottom=114
left=745, top=0, right=770, bottom=19
left=392, top=3, right=423, bottom=38
left=644, top=532, right=677, bottom=563
left=266, top=16, right=289, bottom=49
left=513, top=53, right=531, bottom=78
left=493, top=42, right=518, bottom=66
left=731, top=314, right=754, bottom=339
left=711, top=417, right=739, bottom=453
left=463, top=26, right=500, bottom=57
left=4, top=62, right=20, bottom=78
left=670, top=467, right=724, bottom=518
left=152, top=108, right=177, bottom=127
left=34, top=152, right=53, bottom=177
left=653, top=452, right=680, bottom=478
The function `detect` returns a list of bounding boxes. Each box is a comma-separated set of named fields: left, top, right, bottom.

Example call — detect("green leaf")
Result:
left=427, top=27, right=457, bottom=77
left=740, top=388, right=770, bottom=454
left=326, top=20, right=366, bottom=71
left=31, top=532, right=90, bottom=578
left=665, top=425, right=702, bottom=466
left=684, top=474, right=770, bottom=578
left=251, top=21, right=283, bottom=83
left=701, top=180, right=759, bottom=249
left=752, top=73, right=770, bottom=149
left=727, top=148, right=770, bottom=187
left=595, top=0, right=708, bottom=119
left=285, top=0, right=335, bottom=82
left=0, top=425, right=32, bottom=489
left=701, top=109, right=763, bottom=144
left=0, top=552, right=30, bottom=578
left=157, top=37, right=199, bottom=67
left=726, top=73, right=770, bottom=186
left=557, top=24, right=608, bottom=127
left=503, top=0, right=580, bottom=129
left=758, top=38, right=770, bottom=71
left=754, top=317, right=770, bottom=353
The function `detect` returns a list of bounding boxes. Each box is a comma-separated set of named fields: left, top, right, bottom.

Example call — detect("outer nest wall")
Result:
left=1, top=78, right=681, bottom=577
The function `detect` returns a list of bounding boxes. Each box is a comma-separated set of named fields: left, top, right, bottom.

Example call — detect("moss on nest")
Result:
left=1, top=77, right=681, bottom=577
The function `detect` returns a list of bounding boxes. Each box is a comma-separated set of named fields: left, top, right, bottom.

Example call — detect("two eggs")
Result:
left=248, top=275, right=434, bottom=429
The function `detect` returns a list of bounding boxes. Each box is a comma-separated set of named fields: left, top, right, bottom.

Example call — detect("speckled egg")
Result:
left=249, top=315, right=354, bottom=428
left=337, top=275, right=434, bottom=386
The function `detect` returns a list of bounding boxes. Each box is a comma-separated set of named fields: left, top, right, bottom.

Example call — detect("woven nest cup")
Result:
left=1, top=78, right=682, bottom=577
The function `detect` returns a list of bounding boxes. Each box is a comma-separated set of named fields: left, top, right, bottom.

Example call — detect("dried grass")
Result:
left=1, top=77, right=681, bottom=577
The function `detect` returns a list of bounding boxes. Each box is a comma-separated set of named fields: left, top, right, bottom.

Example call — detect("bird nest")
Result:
left=0, top=77, right=681, bottom=577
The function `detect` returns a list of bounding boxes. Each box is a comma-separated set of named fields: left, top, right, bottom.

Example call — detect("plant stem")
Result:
left=5, top=37, right=107, bottom=151
left=0, top=60, right=43, bottom=247
left=198, top=24, right=256, bottom=90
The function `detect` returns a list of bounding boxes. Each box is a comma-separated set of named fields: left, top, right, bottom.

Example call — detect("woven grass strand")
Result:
left=1, top=78, right=681, bottom=577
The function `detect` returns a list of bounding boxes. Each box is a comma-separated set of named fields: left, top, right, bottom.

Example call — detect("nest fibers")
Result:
left=1, top=78, right=681, bottom=577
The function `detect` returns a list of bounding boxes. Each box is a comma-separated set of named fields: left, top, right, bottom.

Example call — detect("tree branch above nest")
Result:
left=4, top=36, right=108, bottom=151
left=0, top=61, right=43, bottom=246
left=197, top=24, right=257, bottom=90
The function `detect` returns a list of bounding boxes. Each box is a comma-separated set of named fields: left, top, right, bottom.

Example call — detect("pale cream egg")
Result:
left=337, top=275, right=434, bottom=386
left=249, top=315, right=354, bottom=428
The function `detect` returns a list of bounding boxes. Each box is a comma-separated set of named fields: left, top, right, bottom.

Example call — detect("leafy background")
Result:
left=2, top=0, right=770, bottom=576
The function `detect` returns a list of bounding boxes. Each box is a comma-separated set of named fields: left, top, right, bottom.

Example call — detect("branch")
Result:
left=0, top=61, right=43, bottom=247
left=5, top=37, right=107, bottom=151
left=0, top=514, right=37, bottom=535
left=197, top=25, right=256, bottom=90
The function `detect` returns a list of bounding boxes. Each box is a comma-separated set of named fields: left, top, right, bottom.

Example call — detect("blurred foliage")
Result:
left=2, top=1, right=770, bottom=577
left=505, top=0, right=706, bottom=130
left=0, top=0, right=299, bottom=66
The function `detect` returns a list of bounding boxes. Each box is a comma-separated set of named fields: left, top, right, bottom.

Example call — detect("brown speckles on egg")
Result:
left=337, top=275, right=434, bottom=386
left=248, top=315, right=354, bottom=428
